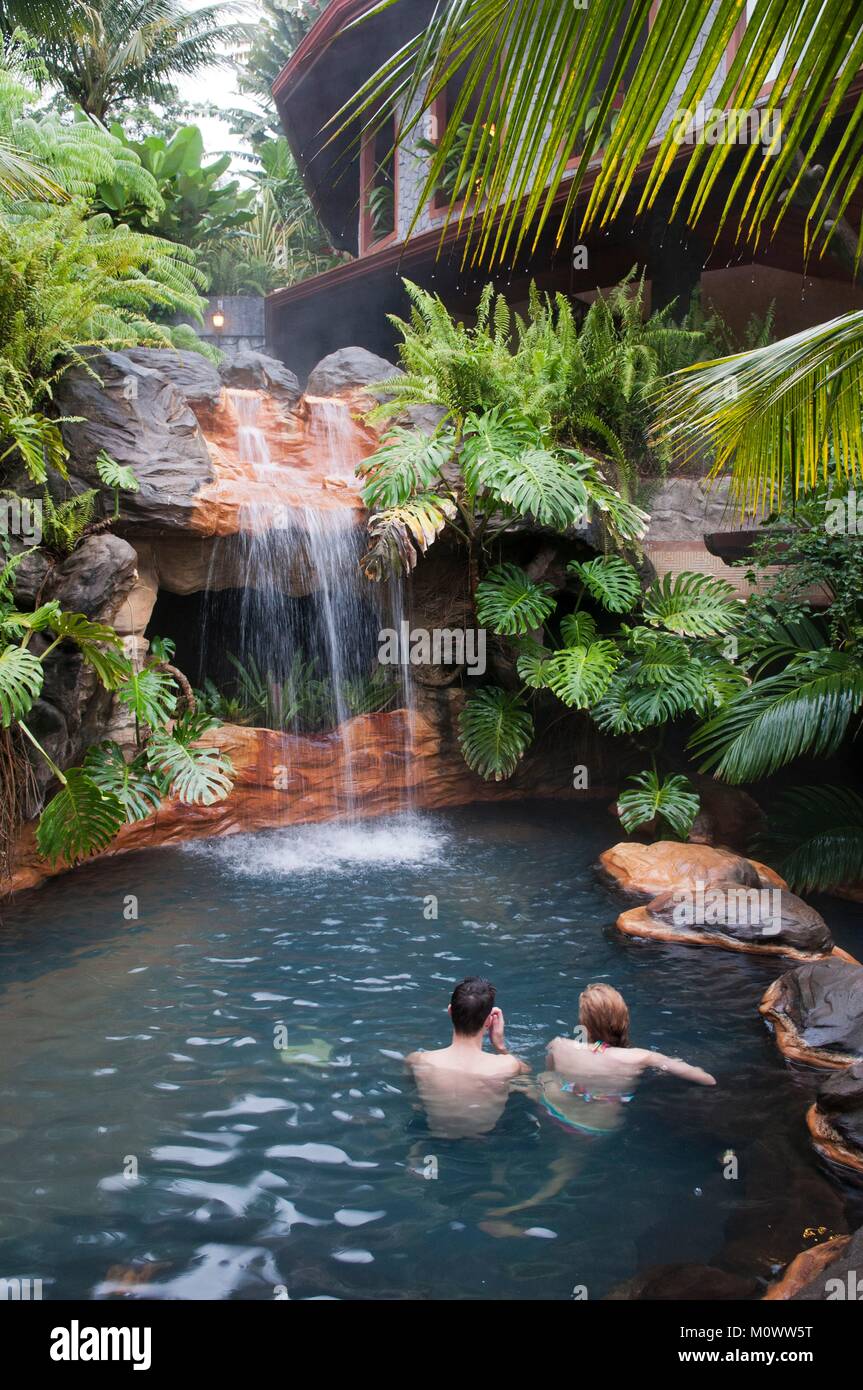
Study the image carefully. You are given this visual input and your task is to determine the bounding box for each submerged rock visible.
[598,840,785,900]
[617,879,834,959]
[761,957,863,1068]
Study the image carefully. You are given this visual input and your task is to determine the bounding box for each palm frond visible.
[758,784,863,893]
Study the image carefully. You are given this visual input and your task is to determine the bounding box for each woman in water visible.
[481,984,715,1229]
[537,982,715,1136]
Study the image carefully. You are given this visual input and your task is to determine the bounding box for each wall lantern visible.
[211,299,225,331]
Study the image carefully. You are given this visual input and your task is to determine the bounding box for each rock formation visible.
[806,1062,863,1176]
[598,840,786,899]
[760,958,863,1068]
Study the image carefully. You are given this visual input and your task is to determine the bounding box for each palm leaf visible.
[35,767,126,865]
[656,311,863,513]
[690,653,863,782]
[337,2,863,276]
[458,686,534,780]
[642,572,742,637]
[95,450,140,494]
[0,645,44,725]
[83,741,163,822]
[618,769,700,839]
[569,555,641,613]
[758,784,863,893]
[475,563,556,636]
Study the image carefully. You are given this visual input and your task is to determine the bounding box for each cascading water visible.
[199,388,415,818]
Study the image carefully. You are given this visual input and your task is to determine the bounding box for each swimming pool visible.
[0,802,858,1300]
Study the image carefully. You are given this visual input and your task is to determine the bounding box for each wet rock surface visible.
[306,345,401,398]
[598,840,785,899]
[218,349,300,404]
[640,880,833,954]
[765,958,863,1062]
[814,1061,863,1152]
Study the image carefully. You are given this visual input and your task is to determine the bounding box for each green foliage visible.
[35,766,125,865]
[83,741,162,822]
[569,556,640,614]
[0,641,42,723]
[458,687,534,781]
[41,610,128,688]
[475,563,556,637]
[358,427,454,509]
[97,124,255,250]
[117,666,178,728]
[96,450,139,518]
[758,785,863,894]
[543,638,620,709]
[146,726,234,805]
[618,770,701,840]
[38,488,98,556]
[690,651,863,784]
[642,573,742,638]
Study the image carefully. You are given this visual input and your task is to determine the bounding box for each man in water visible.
[406,977,530,1138]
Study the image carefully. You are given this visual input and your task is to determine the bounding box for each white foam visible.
[184,814,448,880]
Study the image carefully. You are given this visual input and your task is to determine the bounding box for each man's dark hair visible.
[450,977,496,1035]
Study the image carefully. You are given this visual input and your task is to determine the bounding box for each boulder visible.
[119,347,222,408]
[807,1062,863,1174]
[598,840,786,900]
[306,346,401,398]
[616,879,834,960]
[42,533,138,620]
[54,349,215,531]
[219,349,300,405]
[760,958,863,1068]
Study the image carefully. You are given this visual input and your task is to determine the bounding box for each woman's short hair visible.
[578,983,630,1048]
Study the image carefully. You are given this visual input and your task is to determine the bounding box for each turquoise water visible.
[0,802,858,1301]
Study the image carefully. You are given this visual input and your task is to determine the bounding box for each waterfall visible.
[198,389,415,820]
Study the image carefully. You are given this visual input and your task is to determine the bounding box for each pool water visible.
[0,802,859,1301]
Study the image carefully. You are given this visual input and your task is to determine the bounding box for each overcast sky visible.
[175,0,265,166]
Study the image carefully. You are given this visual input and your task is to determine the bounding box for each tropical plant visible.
[33,0,247,122]
[758,785,863,894]
[617,769,701,840]
[96,124,256,249]
[96,450,140,520]
[340,0,863,276]
[459,556,743,781]
[38,487,99,555]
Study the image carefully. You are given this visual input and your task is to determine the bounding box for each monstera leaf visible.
[569,556,641,614]
[46,611,128,689]
[458,687,534,781]
[84,742,163,822]
[35,768,126,865]
[642,573,741,638]
[117,667,178,727]
[618,770,701,840]
[559,611,598,648]
[146,730,233,805]
[475,564,556,636]
[0,645,44,725]
[361,494,456,580]
[542,639,619,708]
[358,427,454,508]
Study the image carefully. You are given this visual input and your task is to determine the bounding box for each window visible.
[360,118,397,253]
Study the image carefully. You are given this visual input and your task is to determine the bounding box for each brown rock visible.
[760,958,863,1069]
[763,1235,853,1299]
[598,840,787,900]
